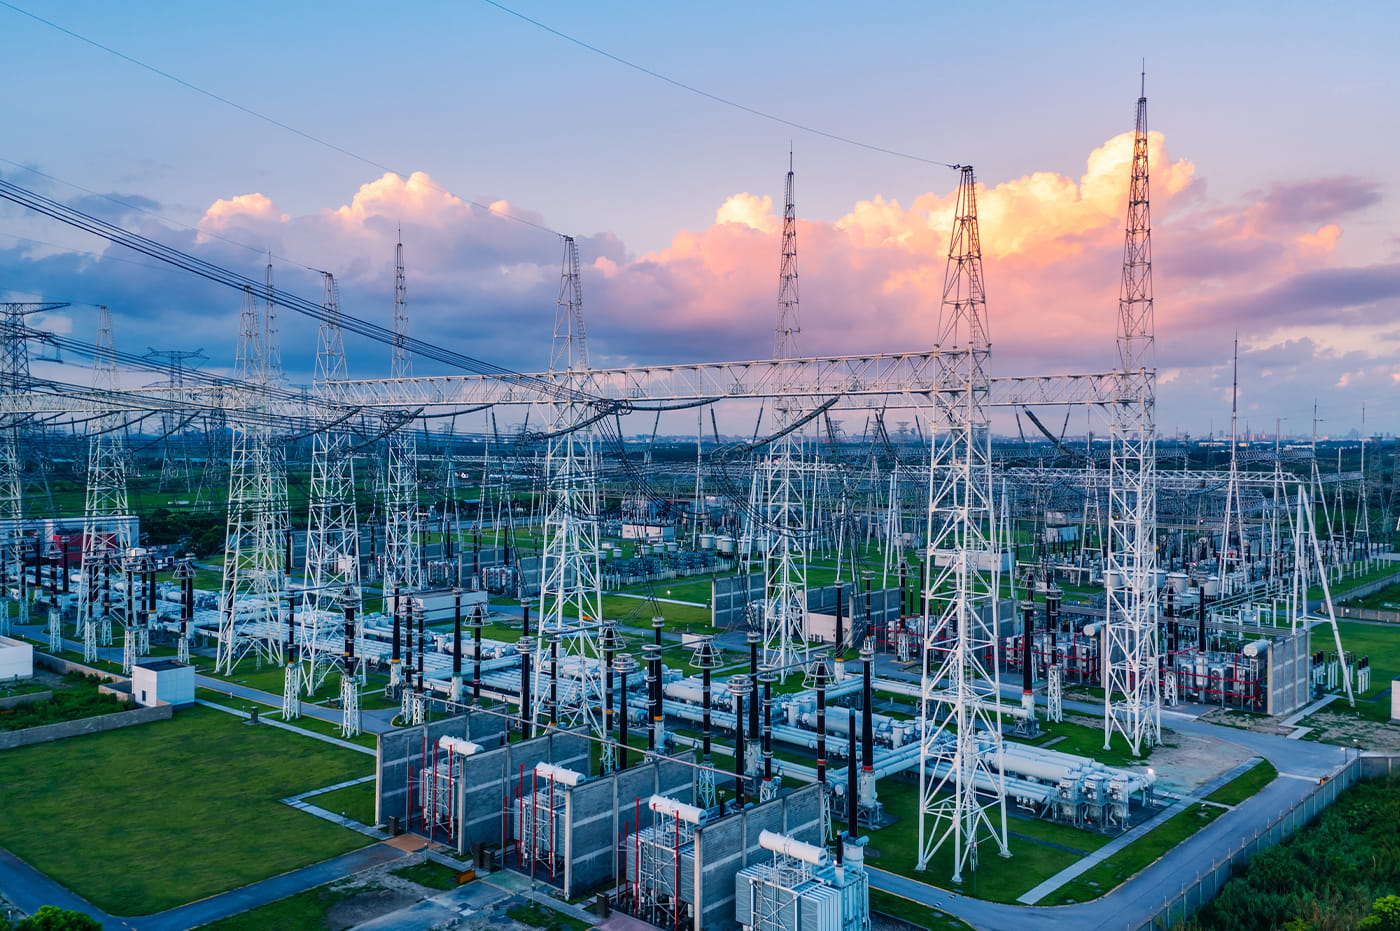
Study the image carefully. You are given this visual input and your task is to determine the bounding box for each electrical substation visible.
[0,84,1394,931]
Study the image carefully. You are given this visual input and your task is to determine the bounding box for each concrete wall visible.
[0,690,51,710]
[0,636,33,679]
[32,653,125,683]
[0,703,171,750]
[456,729,591,857]
[564,752,696,898]
[691,784,824,931]
[375,707,510,831]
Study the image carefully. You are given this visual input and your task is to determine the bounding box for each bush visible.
[14,906,102,931]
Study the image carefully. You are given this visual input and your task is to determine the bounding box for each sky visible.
[1,0,1397,438]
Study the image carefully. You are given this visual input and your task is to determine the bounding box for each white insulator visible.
[758,829,829,866]
[535,762,585,786]
[1242,640,1270,658]
[438,735,483,756]
[649,794,707,824]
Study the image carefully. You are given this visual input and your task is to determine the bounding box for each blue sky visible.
[1,0,1397,435]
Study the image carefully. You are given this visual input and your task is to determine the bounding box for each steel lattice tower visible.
[300,273,362,698]
[77,307,134,661]
[1103,81,1161,754]
[0,301,66,631]
[916,166,1011,882]
[760,155,810,681]
[145,348,206,492]
[217,274,290,674]
[531,235,605,734]
[383,237,422,649]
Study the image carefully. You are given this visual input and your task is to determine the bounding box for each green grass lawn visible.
[1329,620,1400,699]
[0,706,374,916]
[869,889,973,929]
[1050,802,1225,903]
[1203,759,1278,806]
[1021,718,1151,768]
[194,687,379,750]
[850,778,1106,901]
[195,880,365,931]
[0,674,127,731]
[388,859,462,890]
[306,781,378,826]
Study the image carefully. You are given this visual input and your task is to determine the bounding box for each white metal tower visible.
[1103,80,1162,754]
[77,307,133,662]
[760,155,810,681]
[217,277,290,674]
[300,273,362,699]
[531,235,605,734]
[383,237,422,631]
[916,166,1011,882]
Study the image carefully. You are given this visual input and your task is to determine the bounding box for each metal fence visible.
[1133,754,1400,930]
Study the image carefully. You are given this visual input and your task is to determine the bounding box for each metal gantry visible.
[300,273,363,699]
[77,307,133,662]
[217,276,290,674]
[916,166,1012,882]
[531,236,605,735]
[760,155,811,680]
[1103,83,1161,754]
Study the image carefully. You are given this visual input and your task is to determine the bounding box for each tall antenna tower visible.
[761,153,810,680]
[300,272,362,703]
[916,166,1011,882]
[532,235,605,738]
[77,307,134,662]
[144,348,207,492]
[383,235,422,648]
[0,301,68,631]
[1103,76,1161,754]
[217,272,290,674]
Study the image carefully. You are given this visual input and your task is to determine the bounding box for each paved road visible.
[868,710,1349,930]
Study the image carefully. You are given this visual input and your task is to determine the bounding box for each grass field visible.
[1050,802,1225,903]
[1203,758,1278,806]
[846,778,1112,902]
[306,781,378,827]
[1330,620,1400,699]
[195,880,364,931]
[0,706,374,915]
[869,889,973,929]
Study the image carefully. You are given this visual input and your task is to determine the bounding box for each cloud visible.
[0,130,1392,435]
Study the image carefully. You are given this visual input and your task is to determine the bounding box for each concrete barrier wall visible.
[375,707,509,831]
[33,654,126,683]
[0,702,171,750]
[691,784,824,931]
[457,729,591,856]
[0,690,52,710]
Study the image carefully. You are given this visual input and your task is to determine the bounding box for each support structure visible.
[76,307,133,660]
[760,154,811,681]
[916,166,1012,882]
[383,237,422,602]
[217,274,290,674]
[300,273,362,698]
[531,236,605,734]
[1103,80,1161,754]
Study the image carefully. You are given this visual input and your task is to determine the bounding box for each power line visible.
[478,0,961,170]
[0,0,566,240]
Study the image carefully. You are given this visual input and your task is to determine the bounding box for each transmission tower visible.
[1103,78,1161,754]
[0,301,68,631]
[217,270,290,674]
[383,236,422,684]
[299,272,362,704]
[77,307,134,662]
[760,154,811,681]
[531,235,605,736]
[144,347,207,492]
[916,166,1011,883]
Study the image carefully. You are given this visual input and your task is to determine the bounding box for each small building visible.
[1392,679,1400,724]
[131,659,195,708]
[0,635,34,680]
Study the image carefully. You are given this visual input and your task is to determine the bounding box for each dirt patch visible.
[1143,728,1254,795]
[1197,707,1295,737]
[325,885,419,929]
[1298,712,1400,752]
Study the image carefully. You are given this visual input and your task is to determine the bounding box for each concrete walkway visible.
[194,697,376,755]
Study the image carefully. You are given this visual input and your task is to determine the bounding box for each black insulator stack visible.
[452,592,463,679]
[861,650,874,774]
[391,587,402,663]
[1022,604,1035,694]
